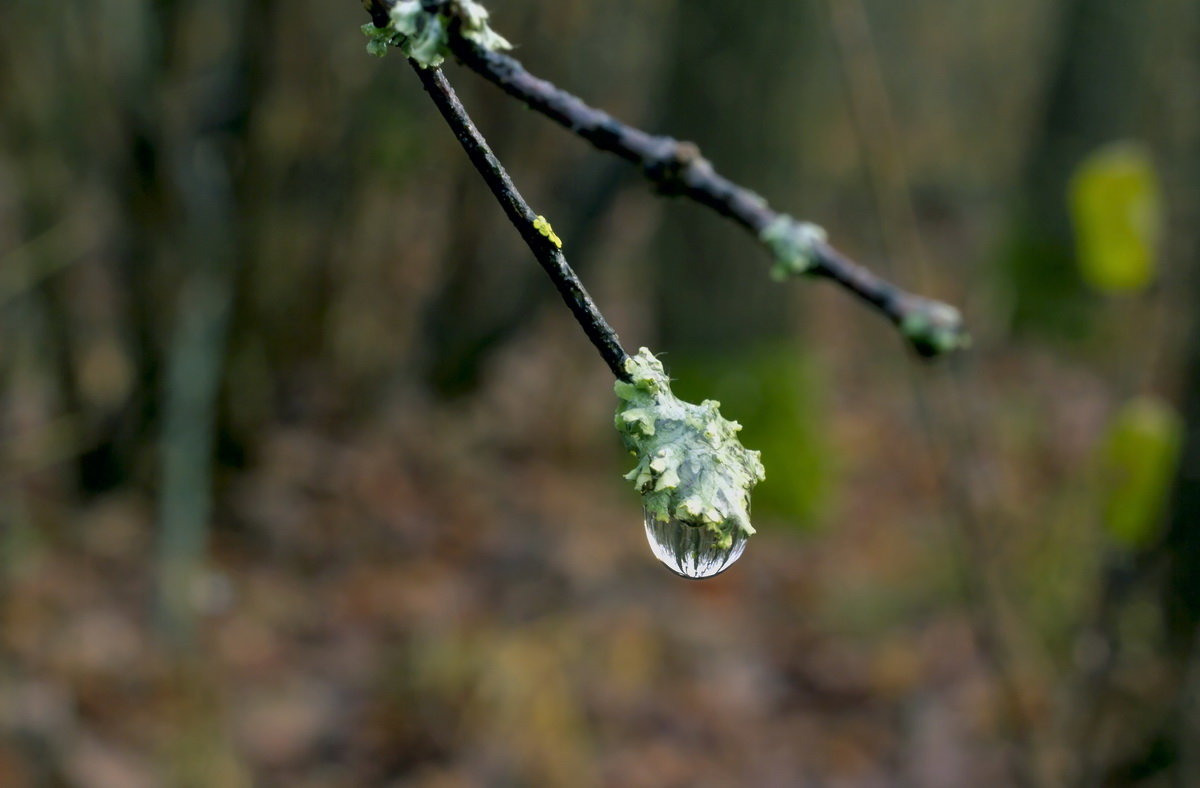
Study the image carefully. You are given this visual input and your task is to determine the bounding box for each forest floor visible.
[0,335,1111,787]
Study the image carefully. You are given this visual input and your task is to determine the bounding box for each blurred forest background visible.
[2,0,1200,785]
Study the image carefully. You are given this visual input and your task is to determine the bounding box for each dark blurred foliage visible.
[2,0,1200,785]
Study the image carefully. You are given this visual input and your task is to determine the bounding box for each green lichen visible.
[452,0,512,52]
[899,299,970,358]
[761,215,827,280]
[368,0,512,67]
[615,348,765,549]
[533,215,562,249]
[362,23,405,58]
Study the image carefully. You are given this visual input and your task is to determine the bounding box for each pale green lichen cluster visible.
[363,0,512,66]
[363,23,406,58]
[761,215,828,280]
[615,348,765,549]
[900,299,971,357]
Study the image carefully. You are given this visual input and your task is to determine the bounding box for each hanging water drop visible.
[643,508,748,579]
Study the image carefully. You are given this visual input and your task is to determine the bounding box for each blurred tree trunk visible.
[1165,307,1200,653]
[1000,0,1152,337]
[0,0,167,497]
[1147,298,1200,784]
[1161,2,1200,662]
[103,0,186,495]
[154,0,246,640]
[1167,17,1200,782]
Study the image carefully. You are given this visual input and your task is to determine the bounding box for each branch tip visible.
[899,298,970,358]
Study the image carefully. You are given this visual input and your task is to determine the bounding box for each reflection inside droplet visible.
[643,508,748,579]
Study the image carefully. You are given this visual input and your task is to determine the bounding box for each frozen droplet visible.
[643,508,747,579]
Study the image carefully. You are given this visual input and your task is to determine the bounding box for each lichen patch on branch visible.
[615,348,765,549]
[900,299,971,357]
[761,215,828,280]
[365,0,511,67]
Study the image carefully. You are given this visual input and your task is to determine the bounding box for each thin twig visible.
[446,39,957,351]
[411,63,631,380]
[364,0,965,357]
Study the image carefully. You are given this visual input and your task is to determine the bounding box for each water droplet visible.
[643,508,747,579]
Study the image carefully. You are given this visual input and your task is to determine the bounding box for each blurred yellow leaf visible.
[1069,142,1163,293]
[1100,396,1182,549]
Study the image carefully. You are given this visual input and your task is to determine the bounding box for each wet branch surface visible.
[412,63,631,380]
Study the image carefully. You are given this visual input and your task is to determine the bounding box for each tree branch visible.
[443,37,966,356]
[411,63,631,380]
[364,0,967,357]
